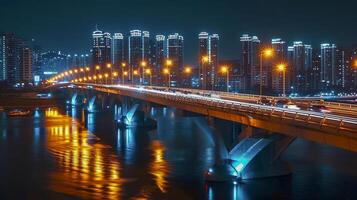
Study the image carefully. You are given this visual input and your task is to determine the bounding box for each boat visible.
[7,109,31,117]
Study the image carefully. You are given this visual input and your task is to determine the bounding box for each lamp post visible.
[95,65,100,84]
[163,68,170,89]
[184,66,192,88]
[145,68,152,86]
[259,49,273,96]
[121,62,126,84]
[141,61,147,85]
[104,73,109,85]
[112,71,118,84]
[165,59,172,88]
[133,70,139,85]
[122,71,128,84]
[201,56,209,90]
[221,66,229,92]
[107,63,112,84]
[277,64,287,97]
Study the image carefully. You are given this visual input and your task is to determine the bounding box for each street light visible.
[184,66,192,88]
[104,73,109,85]
[201,56,209,90]
[163,68,170,89]
[259,48,274,96]
[221,66,229,92]
[277,63,287,97]
[121,62,126,84]
[141,61,147,85]
[145,68,152,86]
[112,71,118,84]
[122,71,128,84]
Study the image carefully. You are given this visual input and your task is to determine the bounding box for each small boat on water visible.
[7,109,31,117]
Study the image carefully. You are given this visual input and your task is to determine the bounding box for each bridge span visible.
[51,83,357,153]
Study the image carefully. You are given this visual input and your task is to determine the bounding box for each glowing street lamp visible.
[166,59,172,67]
[104,73,109,84]
[184,66,192,88]
[145,68,152,86]
[277,63,287,97]
[141,61,147,85]
[259,48,274,96]
[122,71,128,84]
[163,68,171,89]
[221,66,229,92]
[201,56,209,90]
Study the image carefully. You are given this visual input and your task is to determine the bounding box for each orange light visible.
[145,69,151,74]
[133,70,139,75]
[104,73,109,78]
[263,48,273,57]
[141,61,147,67]
[69,70,73,74]
[163,68,170,74]
[277,63,286,71]
[107,63,112,68]
[202,56,209,63]
[85,67,90,71]
[112,72,118,77]
[221,66,228,73]
[123,71,128,76]
[88,76,92,80]
[80,68,84,72]
[184,66,192,74]
[95,65,100,70]
[93,75,97,80]
[121,62,126,67]
[98,74,103,79]
[166,59,172,66]
[74,69,78,73]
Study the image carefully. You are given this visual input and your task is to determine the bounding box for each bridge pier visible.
[117,96,156,128]
[204,118,295,182]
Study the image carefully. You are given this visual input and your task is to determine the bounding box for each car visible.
[308,105,331,113]
[258,97,273,105]
[275,99,300,110]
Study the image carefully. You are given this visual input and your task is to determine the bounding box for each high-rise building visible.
[240,34,260,92]
[112,33,125,66]
[287,41,313,94]
[92,28,112,66]
[271,38,287,95]
[320,43,337,91]
[154,35,166,85]
[167,33,184,87]
[0,33,32,84]
[336,48,347,90]
[198,32,219,90]
[128,30,151,84]
[22,47,32,83]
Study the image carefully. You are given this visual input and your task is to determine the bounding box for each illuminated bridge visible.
[48,82,357,181]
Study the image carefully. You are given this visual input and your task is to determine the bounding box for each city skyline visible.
[1,0,357,63]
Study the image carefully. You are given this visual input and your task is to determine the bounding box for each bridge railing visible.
[139,87,357,135]
[72,83,357,135]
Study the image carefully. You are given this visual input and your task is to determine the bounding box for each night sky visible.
[1,0,356,64]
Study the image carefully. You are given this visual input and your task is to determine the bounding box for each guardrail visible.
[87,84,357,135]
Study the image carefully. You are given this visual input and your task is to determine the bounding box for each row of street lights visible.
[48,54,288,95]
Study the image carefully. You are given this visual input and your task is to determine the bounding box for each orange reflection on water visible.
[149,140,169,193]
[44,108,122,199]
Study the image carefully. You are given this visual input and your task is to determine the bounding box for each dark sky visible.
[1,0,356,64]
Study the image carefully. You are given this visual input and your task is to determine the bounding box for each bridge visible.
[48,82,357,181]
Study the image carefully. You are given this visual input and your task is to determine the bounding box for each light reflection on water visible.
[44,108,123,199]
[1,106,357,199]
